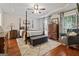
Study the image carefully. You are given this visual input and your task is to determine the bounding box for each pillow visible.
[68,32,77,36]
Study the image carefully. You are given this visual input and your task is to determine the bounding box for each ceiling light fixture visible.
[32,4,41,14]
[27,4,46,14]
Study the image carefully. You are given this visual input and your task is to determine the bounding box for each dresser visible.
[0,26,6,55]
[48,23,59,40]
[0,37,5,53]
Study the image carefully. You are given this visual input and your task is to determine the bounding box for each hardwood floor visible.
[6,38,79,56]
[44,45,79,56]
[7,39,21,56]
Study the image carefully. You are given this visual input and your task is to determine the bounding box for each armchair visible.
[67,29,79,49]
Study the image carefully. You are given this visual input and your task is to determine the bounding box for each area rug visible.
[16,38,61,56]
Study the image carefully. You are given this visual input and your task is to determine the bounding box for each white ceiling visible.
[0,3,77,18]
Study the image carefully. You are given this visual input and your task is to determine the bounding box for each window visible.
[63,14,77,33]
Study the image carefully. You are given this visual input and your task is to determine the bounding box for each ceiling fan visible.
[27,4,46,14]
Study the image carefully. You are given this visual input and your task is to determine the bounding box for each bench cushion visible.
[30,35,48,46]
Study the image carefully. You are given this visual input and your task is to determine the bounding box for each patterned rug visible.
[16,38,61,56]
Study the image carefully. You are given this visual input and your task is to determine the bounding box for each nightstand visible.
[9,30,17,39]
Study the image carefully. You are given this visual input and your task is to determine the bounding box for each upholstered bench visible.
[30,35,48,46]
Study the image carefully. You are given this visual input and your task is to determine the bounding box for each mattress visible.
[27,31,43,36]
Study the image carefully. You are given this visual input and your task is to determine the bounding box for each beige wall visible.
[2,12,44,32]
[2,13,19,32]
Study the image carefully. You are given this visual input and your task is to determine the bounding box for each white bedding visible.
[27,31,43,36]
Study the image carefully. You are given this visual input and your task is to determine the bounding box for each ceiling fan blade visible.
[40,8,46,10]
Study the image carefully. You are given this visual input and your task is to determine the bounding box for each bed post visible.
[25,11,27,44]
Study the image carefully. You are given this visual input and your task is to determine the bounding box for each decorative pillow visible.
[68,32,77,36]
